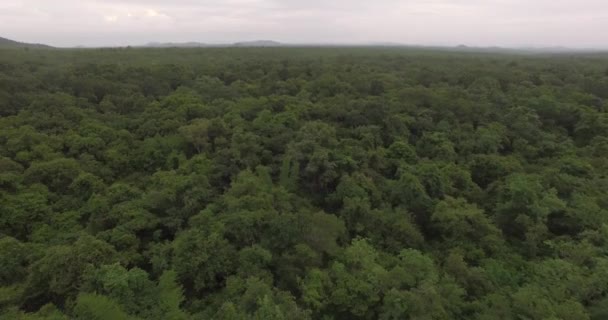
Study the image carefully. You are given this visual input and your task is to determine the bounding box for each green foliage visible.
[23,234,117,308]
[2,47,608,319]
[157,270,189,320]
[172,230,236,292]
[72,293,133,320]
[0,237,29,285]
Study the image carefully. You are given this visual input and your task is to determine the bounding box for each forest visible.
[1,47,608,319]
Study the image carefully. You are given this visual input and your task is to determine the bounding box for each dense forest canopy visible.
[1,47,608,319]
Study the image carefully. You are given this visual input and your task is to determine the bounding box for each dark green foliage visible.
[1,47,608,319]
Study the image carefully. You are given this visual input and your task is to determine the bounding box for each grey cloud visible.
[1,0,607,47]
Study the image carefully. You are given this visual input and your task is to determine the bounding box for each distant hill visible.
[145,42,211,48]
[0,36,52,49]
[143,40,283,48]
[233,40,282,47]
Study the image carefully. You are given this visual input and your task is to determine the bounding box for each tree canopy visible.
[1,47,608,319]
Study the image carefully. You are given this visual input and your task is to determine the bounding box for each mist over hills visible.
[1,36,607,54]
[144,40,283,48]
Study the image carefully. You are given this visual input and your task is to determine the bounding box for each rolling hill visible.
[0,36,52,49]
[143,40,283,48]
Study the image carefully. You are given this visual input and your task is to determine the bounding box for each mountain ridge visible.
[143,40,283,48]
[2,36,607,53]
[0,36,53,49]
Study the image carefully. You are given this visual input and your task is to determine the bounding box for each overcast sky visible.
[1,0,607,47]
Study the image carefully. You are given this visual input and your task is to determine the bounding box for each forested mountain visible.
[1,47,608,319]
[0,37,52,49]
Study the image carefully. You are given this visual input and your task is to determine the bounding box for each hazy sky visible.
[1,0,607,47]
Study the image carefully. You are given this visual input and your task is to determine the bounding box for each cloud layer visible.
[1,0,607,47]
